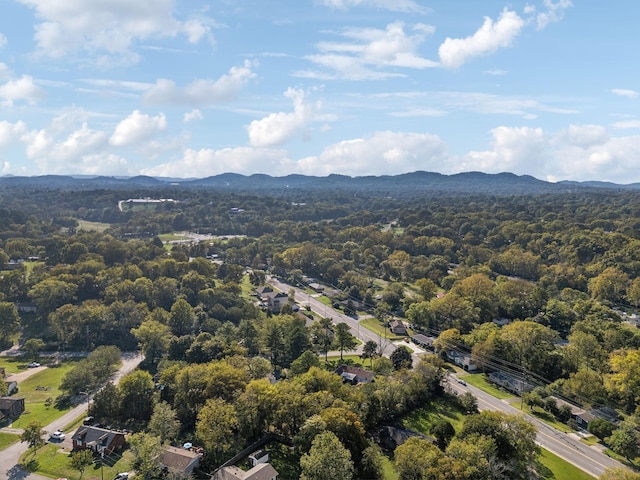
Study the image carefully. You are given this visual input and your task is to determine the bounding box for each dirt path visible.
[5,366,47,383]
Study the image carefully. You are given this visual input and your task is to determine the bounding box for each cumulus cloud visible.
[298,22,437,80]
[183,109,204,124]
[612,120,640,129]
[0,121,28,147]
[439,9,525,68]
[294,131,447,176]
[247,88,329,147]
[0,75,46,106]
[109,110,167,147]
[143,60,256,105]
[611,89,639,99]
[141,147,289,178]
[16,0,213,64]
[457,124,640,183]
[317,0,428,13]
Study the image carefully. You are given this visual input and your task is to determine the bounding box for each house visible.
[574,407,620,431]
[161,445,203,475]
[308,283,325,293]
[334,365,375,384]
[411,334,435,350]
[71,426,126,455]
[264,292,288,313]
[248,449,269,467]
[0,396,25,421]
[390,320,407,335]
[216,463,279,480]
[488,371,534,395]
[446,351,479,372]
[16,303,37,313]
[373,426,433,452]
[255,286,274,300]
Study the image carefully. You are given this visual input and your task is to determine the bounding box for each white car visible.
[27,362,40,368]
[50,430,65,441]
[114,473,130,480]
[457,378,467,386]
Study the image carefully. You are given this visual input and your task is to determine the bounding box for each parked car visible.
[457,378,467,386]
[27,362,40,368]
[114,473,130,480]
[82,416,94,425]
[49,430,65,441]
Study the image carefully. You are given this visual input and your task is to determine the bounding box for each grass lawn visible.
[580,435,601,446]
[158,232,187,241]
[462,373,514,400]
[325,354,366,366]
[360,317,405,341]
[10,361,79,429]
[21,443,134,480]
[402,395,468,434]
[509,401,573,433]
[76,220,111,232]
[537,448,595,480]
[0,432,20,449]
[0,356,31,376]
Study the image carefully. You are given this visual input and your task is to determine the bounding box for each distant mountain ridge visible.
[1,171,639,195]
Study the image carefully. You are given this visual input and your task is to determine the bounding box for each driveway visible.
[0,352,143,480]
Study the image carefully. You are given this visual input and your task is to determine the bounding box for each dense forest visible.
[2,173,640,479]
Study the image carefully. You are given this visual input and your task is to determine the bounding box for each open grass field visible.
[462,373,514,400]
[10,361,79,429]
[76,220,112,232]
[402,395,468,433]
[537,448,595,480]
[0,431,20,450]
[22,443,134,480]
[509,400,573,433]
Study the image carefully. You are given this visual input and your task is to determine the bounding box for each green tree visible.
[334,322,357,361]
[300,431,354,480]
[148,401,180,445]
[588,418,616,441]
[131,319,171,365]
[290,350,321,375]
[169,298,196,336]
[69,449,94,480]
[22,338,45,361]
[361,340,378,367]
[390,346,412,370]
[21,421,44,458]
[89,382,120,420]
[196,398,239,464]
[607,423,639,460]
[0,301,20,345]
[431,419,456,450]
[416,278,438,301]
[606,348,640,413]
[311,317,333,362]
[129,432,163,480]
[394,436,442,480]
[118,370,156,422]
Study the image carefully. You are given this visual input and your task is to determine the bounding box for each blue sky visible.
[0,0,638,182]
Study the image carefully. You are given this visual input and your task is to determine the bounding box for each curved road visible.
[269,276,625,478]
[0,352,143,480]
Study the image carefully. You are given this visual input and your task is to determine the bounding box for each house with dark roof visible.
[161,445,203,475]
[264,292,288,313]
[71,425,126,455]
[411,334,435,350]
[390,319,407,335]
[0,397,25,422]
[334,365,375,384]
[574,407,620,431]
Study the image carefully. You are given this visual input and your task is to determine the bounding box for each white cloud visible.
[611,89,639,99]
[0,63,9,79]
[109,110,167,147]
[457,124,640,183]
[183,109,204,123]
[247,88,329,147]
[299,22,437,80]
[560,124,608,147]
[16,0,213,64]
[143,60,256,105]
[0,121,28,147]
[390,108,447,117]
[0,32,7,48]
[439,9,525,68]
[294,131,447,176]
[317,0,428,13]
[0,75,46,106]
[612,120,640,129]
[141,147,289,178]
[532,0,573,30]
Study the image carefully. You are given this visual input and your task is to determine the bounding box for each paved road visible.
[269,276,626,478]
[0,352,143,480]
